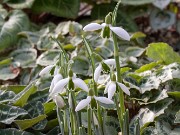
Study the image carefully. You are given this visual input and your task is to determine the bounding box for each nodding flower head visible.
[94,59,116,83]
[75,95,114,112]
[105,80,130,100]
[83,13,130,40]
[39,65,54,76]
[50,73,89,96]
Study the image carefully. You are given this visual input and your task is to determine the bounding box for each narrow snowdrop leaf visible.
[94,96,114,104]
[104,59,116,66]
[73,78,89,92]
[94,64,102,82]
[153,0,171,10]
[75,96,91,111]
[117,82,130,95]
[107,82,116,99]
[39,65,54,76]
[51,78,69,95]
[110,27,130,41]
[83,23,103,31]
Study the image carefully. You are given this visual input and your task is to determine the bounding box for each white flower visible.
[94,59,116,82]
[75,96,114,111]
[49,73,63,93]
[105,81,130,99]
[153,0,170,10]
[39,65,54,76]
[83,23,130,41]
[50,74,88,96]
[52,94,65,109]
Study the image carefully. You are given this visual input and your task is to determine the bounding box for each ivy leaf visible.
[14,115,47,130]
[5,0,35,9]
[0,104,27,124]
[174,110,180,123]
[125,47,145,57]
[72,56,90,76]
[31,0,80,19]
[0,58,20,81]
[146,43,180,64]
[0,90,16,103]
[0,128,33,135]
[0,10,29,51]
[150,8,176,30]
[23,101,47,130]
[10,48,37,68]
[37,50,60,66]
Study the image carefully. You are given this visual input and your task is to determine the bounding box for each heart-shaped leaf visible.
[0,10,29,51]
[0,128,33,135]
[0,104,27,124]
[10,48,37,68]
[150,9,176,30]
[37,50,60,66]
[0,58,20,80]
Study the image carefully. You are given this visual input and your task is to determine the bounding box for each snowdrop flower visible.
[49,73,63,93]
[153,0,171,10]
[94,59,116,82]
[75,89,114,111]
[39,65,54,76]
[83,13,130,40]
[105,80,130,100]
[52,94,65,109]
[50,70,88,96]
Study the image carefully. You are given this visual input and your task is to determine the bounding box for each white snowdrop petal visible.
[104,81,112,94]
[49,80,54,93]
[39,65,54,76]
[94,96,114,104]
[94,64,102,82]
[73,78,89,92]
[51,78,69,95]
[110,27,130,41]
[117,82,130,96]
[101,23,106,27]
[83,23,103,31]
[53,95,65,108]
[107,82,116,99]
[75,96,91,111]
[53,74,63,84]
[153,0,170,10]
[54,66,59,75]
[104,59,116,66]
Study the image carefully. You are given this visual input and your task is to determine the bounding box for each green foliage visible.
[31,0,80,19]
[0,104,27,124]
[0,10,29,51]
[14,115,47,130]
[146,43,180,64]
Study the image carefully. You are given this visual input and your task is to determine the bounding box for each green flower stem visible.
[112,32,125,129]
[114,94,122,130]
[57,107,65,135]
[82,36,103,132]
[64,109,69,135]
[71,91,80,135]
[88,107,92,135]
